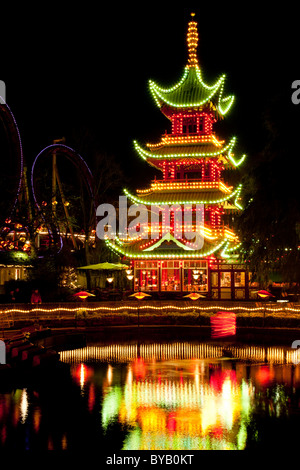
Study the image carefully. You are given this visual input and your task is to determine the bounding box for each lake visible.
[1,330,300,452]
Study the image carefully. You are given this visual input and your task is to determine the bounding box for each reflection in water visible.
[0,341,300,451]
[20,389,29,425]
[59,342,300,364]
[62,342,300,450]
[100,359,252,450]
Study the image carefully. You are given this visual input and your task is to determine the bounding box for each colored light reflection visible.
[256,365,274,386]
[133,357,146,380]
[102,358,251,450]
[73,363,94,394]
[210,311,236,338]
[20,389,28,424]
[0,342,299,451]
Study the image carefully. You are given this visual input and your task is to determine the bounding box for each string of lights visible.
[2,303,300,316]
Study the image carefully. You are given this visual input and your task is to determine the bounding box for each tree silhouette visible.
[237,92,300,287]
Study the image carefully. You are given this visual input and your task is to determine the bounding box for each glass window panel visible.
[211,272,218,287]
[234,272,245,287]
[183,268,208,292]
[211,289,219,299]
[161,267,181,292]
[220,288,231,299]
[134,268,159,291]
[235,289,245,299]
[220,272,231,288]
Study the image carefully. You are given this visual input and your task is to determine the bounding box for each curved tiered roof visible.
[133,136,246,169]
[149,68,234,118]
[124,184,243,209]
[105,234,235,260]
[148,16,234,118]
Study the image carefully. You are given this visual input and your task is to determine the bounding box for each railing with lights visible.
[1,301,300,325]
[136,180,232,194]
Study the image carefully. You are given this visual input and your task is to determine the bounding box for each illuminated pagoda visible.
[106,13,249,299]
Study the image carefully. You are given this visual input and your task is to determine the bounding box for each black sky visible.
[1,3,300,189]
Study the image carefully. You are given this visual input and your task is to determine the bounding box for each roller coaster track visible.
[0,100,24,224]
[0,98,97,253]
[31,143,96,214]
[31,143,97,251]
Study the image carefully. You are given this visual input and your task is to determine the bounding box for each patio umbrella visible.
[184,292,206,300]
[73,291,96,300]
[129,292,152,327]
[129,292,152,300]
[255,290,275,299]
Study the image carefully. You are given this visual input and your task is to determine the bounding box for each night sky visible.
[1,3,300,190]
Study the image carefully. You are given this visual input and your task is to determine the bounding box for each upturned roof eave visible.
[149,66,234,117]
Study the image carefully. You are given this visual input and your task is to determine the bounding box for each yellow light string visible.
[133,136,238,161]
[1,304,300,316]
[105,235,229,258]
[136,181,233,195]
[149,70,235,116]
[187,16,199,68]
[146,134,224,149]
[124,183,243,206]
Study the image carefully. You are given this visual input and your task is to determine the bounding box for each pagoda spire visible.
[187,12,199,68]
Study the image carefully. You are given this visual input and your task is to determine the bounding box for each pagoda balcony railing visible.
[136,179,232,194]
[162,131,217,139]
[147,132,223,149]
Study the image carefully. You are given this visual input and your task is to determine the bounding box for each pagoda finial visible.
[187,12,199,68]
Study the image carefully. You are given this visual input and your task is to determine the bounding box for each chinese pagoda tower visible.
[107,13,249,299]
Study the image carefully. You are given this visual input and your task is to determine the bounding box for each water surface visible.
[1,340,300,451]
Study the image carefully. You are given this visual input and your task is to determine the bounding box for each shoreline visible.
[3,323,300,348]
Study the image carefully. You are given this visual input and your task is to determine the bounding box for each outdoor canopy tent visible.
[78,262,129,270]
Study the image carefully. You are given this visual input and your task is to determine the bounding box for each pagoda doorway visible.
[210,265,249,300]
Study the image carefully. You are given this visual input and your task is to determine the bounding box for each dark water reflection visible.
[1,340,300,451]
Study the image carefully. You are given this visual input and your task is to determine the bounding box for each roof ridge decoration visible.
[187,13,199,68]
[148,14,235,117]
[143,232,195,252]
[105,235,231,259]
